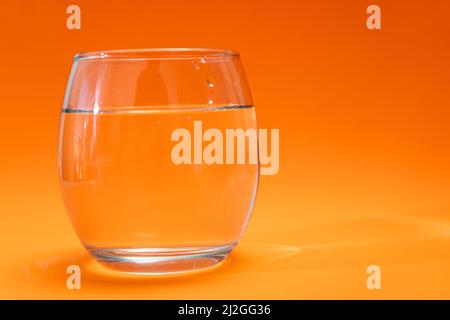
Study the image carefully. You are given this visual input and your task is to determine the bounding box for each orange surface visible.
[1,0,450,299]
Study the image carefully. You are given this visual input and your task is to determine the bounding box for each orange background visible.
[1,0,450,299]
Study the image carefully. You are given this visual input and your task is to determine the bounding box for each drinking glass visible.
[58,48,259,274]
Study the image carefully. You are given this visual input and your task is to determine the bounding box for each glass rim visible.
[75,48,240,61]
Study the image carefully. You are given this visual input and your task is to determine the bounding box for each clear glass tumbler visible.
[58,48,259,274]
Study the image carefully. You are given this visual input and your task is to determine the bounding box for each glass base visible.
[85,244,235,275]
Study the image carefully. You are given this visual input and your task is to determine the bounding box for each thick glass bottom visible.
[85,244,235,275]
